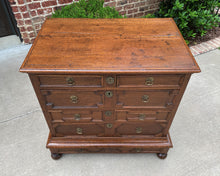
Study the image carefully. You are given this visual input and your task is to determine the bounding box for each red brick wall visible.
[8,0,162,44]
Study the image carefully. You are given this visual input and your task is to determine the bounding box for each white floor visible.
[0,35,21,50]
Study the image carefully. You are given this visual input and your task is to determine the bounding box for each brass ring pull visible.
[142,95,149,103]
[70,95,78,103]
[66,77,75,85]
[74,114,81,120]
[105,91,113,98]
[106,77,114,84]
[136,127,142,134]
[76,127,82,134]
[145,77,154,86]
[138,114,146,120]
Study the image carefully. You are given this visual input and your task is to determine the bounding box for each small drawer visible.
[115,121,167,136]
[117,75,183,88]
[38,75,102,87]
[48,109,103,123]
[53,123,105,137]
[41,90,104,109]
[116,110,170,121]
[116,90,177,108]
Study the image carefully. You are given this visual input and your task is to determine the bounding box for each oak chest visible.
[20,18,200,159]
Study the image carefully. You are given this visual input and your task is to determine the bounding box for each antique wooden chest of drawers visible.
[20,18,200,160]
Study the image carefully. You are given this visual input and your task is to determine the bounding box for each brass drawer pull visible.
[145,77,154,85]
[136,127,142,134]
[66,77,75,85]
[105,111,112,116]
[74,114,81,120]
[76,127,83,134]
[106,123,113,128]
[138,114,146,120]
[105,91,113,98]
[142,95,149,103]
[106,77,114,84]
[70,95,78,103]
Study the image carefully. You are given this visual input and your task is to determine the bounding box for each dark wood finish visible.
[20,18,200,160]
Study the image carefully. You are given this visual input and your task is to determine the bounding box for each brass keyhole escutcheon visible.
[105,91,113,98]
[76,127,83,134]
[74,114,81,121]
[136,127,142,134]
[105,111,112,116]
[145,77,154,86]
[70,95,78,103]
[66,77,75,85]
[138,114,146,121]
[106,123,113,128]
[106,77,114,84]
[142,95,149,103]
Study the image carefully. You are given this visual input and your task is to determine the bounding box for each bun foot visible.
[157,153,167,159]
[51,153,62,160]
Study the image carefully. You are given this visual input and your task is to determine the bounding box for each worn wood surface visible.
[21,19,201,159]
[20,18,200,74]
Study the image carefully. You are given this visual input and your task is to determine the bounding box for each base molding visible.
[46,133,172,158]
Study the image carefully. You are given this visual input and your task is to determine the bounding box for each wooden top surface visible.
[20,18,200,74]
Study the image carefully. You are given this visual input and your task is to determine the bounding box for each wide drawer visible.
[48,109,103,123]
[41,90,104,109]
[116,90,177,108]
[115,121,167,136]
[53,123,105,137]
[117,75,184,88]
[38,75,102,87]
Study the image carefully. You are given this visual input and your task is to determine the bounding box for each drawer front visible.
[115,121,167,136]
[53,123,105,137]
[116,90,176,108]
[116,110,170,122]
[39,75,102,87]
[41,90,103,108]
[48,109,103,123]
[117,75,183,88]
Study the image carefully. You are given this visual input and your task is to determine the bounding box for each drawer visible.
[38,75,102,87]
[115,121,167,136]
[116,90,177,108]
[48,109,103,123]
[41,90,103,108]
[117,75,183,88]
[116,110,170,121]
[53,123,105,137]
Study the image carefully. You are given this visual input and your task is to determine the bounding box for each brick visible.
[139,6,148,11]
[128,8,138,14]
[17,20,24,26]
[22,12,30,18]
[115,7,123,11]
[119,11,126,15]
[28,3,41,10]
[23,38,30,44]
[17,0,24,5]
[105,2,116,7]
[11,6,18,13]
[30,10,37,17]
[21,32,28,38]
[128,0,138,3]
[134,2,145,7]
[37,9,44,15]
[25,19,32,25]
[117,0,127,6]
[134,12,144,17]
[126,14,133,18]
[34,24,41,30]
[29,32,36,38]
[58,0,73,4]
[27,26,34,31]
[44,8,53,14]
[32,17,44,23]
[124,4,134,10]
[19,5,27,12]
[42,1,57,7]
[14,13,22,19]
[30,38,35,43]
[9,0,16,5]
[19,27,26,32]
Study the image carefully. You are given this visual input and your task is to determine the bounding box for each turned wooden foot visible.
[157,153,167,159]
[51,153,62,160]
